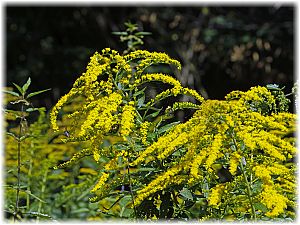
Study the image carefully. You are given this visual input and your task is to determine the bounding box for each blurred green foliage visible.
[6,6,294,111]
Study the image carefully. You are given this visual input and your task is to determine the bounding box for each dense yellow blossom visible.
[253,165,272,184]
[208,184,226,208]
[79,92,123,137]
[139,73,182,88]
[189,150,207,179]
[171,102,201,111]
[229,151,241,175]
[260,185,289,217]
[134,165,183,206]
[91,173,110,193]
[140,121,151,145]
[205,133,224,171]
[120,101,136,139]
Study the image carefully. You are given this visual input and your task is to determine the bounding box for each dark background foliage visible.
[5,5,295,111]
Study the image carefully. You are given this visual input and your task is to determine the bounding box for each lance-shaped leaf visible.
[157,121,180,135]
[22,77,31,93]
[112,31,128,36]
[13,83,24,95]
[25,212,52,219]
[27,88,51,99]
[2,90,19,97]
[22,190,47,203]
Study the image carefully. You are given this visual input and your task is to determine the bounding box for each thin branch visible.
[126,147,137,220]
[231,132,256,221]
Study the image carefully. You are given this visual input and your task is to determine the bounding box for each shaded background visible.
[5,5,295,111]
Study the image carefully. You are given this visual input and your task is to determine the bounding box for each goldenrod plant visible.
[4,79,97,221]
[50,48,296,221]
[4,78,51,221]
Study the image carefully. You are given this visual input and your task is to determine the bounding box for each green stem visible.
[126,146,137,220]
[231,133,256,221]
[239,161,256,220]
[36,168,48,222]
[26,149,33,210]
[14,104,24,221]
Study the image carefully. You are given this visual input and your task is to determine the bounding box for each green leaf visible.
[135,32,152,36]
[10,99,30,105]
[6,132,18,141]
[131,40,143,47]
[3,90,19,96]
[157,121,180,135]
[26,107,43,112]
[135,110,143,125]
[266,84,281,91]
[133,87,146,97]
[26,211,52,219]
[253,202,268,213]
[22,190,46,203]
[112,31,128,36]
[252,180,263,195]
[120,207,133,218]
[119,195,132,208]
[71,208,90,214]
[145,108,162,120]
[77,189,91,201]
[27,88,51,99]
[19,135,30,141]
[137,95,145,107]
[4,184,27,189]
[13,83,24,95]
[180,188,193,200]
[22,77,31,93]
[134,167,157,173]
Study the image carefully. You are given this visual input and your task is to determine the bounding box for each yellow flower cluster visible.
[79,92,123,138]
[50,50,117,132]
[120,101,136,139]
[130,123,189,166]
[53,149,91,169]
[208,184,226,208]
[253,165,272,184]
[189,150,207,180]
[139,73,182,88]
[260,184,289,217]
[139,75,204,107]
[225,86,276,112]
[180,87,205,103]
[140,121,151,145]
[229,151,241,175]
[91,173,110,193]
[171,102,201,111]
[124,50,181,77]
[133,165,183,206]
[205,133,224,172]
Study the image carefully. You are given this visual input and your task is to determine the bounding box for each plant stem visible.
[26,152,33,210]
[239,161,256,220]
[36,168,48,222]
[231,133,256,221]
[126,147,137,220]
[14,104,24,221]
